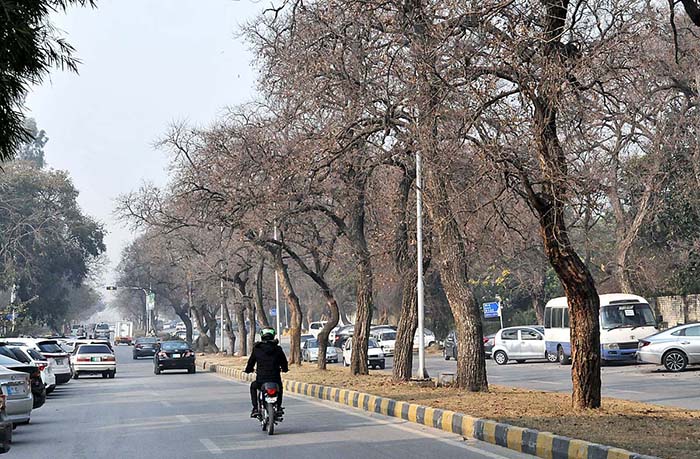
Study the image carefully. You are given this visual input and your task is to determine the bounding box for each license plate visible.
[55,359,64,365]
[267,397,277,403]
[7,386,23,395]
[172,354,180,358]
[91,357,101,362]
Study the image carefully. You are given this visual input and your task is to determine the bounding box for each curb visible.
[197,361,657,459]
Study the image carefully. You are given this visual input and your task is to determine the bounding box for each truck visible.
[114,321,134,345]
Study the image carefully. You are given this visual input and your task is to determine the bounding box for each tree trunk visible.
[223,303,236,355]
[254,259,270,327]
[275,255,303,365]
[532,265,547,325]
[236,304,247,356]
[317,295,340,370]
[204,309,219,352]
[393,272,418,382]
[351,253,373,375]
[247,296,256,353]
[424,171,488,391]
[173,304,193,345]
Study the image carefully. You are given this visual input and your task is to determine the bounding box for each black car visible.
[443,331,496,360]
[154,341,195,374]
[0,347,46,409]
[132,337,159,359]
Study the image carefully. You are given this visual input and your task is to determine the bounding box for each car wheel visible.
[188,366,196,374]
[102,372,108,379]
[546,351,558,363]
[73,372,79,379]
[154,365,160,375]
[558,346,571,365]
[379,362,385,370]
[663,350,688,372]
[444,349,450,361]
[109,371,115,379]
[133,355,137,360]
[343,358,349,367]
[494,351,508,365]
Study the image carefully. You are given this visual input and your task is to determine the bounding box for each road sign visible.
[483,301,500,319]
[270,308,277,317]
[146,292,156,311]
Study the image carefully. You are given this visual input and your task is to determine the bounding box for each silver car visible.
[638,323,700,372]
[302,339,338,363]
[0,365,33,424]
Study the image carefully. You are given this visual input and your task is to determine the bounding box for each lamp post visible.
[416,151,428,379]
[274,224,281,337]
[106,286,154,333]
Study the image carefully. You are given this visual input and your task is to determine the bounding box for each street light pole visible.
[274,224,281,336]
[416,151,427,379]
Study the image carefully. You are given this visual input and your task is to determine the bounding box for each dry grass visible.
[201,355,699,459]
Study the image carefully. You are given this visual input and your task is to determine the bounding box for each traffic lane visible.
[12,346,534,459]
[416,355,700,410]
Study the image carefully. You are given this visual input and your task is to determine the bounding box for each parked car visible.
[342,337,385,369]
[0,363,33,425]
[492,326,550,365]
[0,351,44,411]
[308,321,327,339]
[7,346,56,395]
[133,337,159,359]
[300,334,314,346]
[413,328,437,350]
[0,393,12,453]
[331,325,354,348]
[638,323,700,372]
[443,331,496,360]
[154,341,195,374]
[371,330,396,357]
[302,339,338,363]
[71,344,116,379]
[4,338,72,385]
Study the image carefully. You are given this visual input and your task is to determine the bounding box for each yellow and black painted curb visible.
[198,361,657,459]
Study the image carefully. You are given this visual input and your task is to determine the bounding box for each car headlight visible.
[603,343,619,350]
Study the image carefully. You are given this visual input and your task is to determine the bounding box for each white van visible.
[308,321,327,339]
[544,293,658,364]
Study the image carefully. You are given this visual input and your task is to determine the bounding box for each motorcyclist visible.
[244,327,288,418]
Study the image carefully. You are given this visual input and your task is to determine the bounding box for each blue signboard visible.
[270,308,277,317]
[483,301,500,319]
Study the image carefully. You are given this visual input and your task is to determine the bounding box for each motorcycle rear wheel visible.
[267,404,275,435]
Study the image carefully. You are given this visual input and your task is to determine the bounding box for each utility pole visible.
[274,224,281,336]
[416,151,428,379]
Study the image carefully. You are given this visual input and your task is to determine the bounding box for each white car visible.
[371,330,396,357]
[71,344,117,379]
[492,326,549,365]
[301,339,338,363]
[342,337,385,369]
[413,328,437,350]
[0,359,33,424]
[308,321,327,339]
[8,346,56,394]
[637,323,700,372]
[4,338,72,385]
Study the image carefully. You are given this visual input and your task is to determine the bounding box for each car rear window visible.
[161,341,189,351]
[27,349,45,361]
[9,349,30,363]
[136,338,158,344]
[38,342,64,353]
[77,345,112,354]
[0,353,20,365]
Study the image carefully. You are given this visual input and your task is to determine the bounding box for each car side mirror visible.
[538,335,543,340]
[657,315,663,324]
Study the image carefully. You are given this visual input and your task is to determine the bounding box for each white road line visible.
[199,438,222,455]
[176,415,191,424]
[160,401,173,408]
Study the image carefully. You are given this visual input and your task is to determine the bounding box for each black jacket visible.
[245,340,289,382]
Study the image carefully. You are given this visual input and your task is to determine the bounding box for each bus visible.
[544,293,659,364]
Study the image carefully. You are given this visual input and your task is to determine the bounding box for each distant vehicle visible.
[114,321,134,345]
[637,323,700,372]
[7,346,56,395]
[154,341,195,374]
[308,321,327,339]
[342,337,385,369]
[300,334,314,345]
[302,339,338,363]
[545,294,659,365]
[71,344,116,379]
[443,331,497,360]
[0,350,45,410]
[371,330,396,357]
[331,325,354,348]
[70,324,86,337]
[413,328,437,350]
[0,363,33,425]
[93,323,111,340]
[492,326,549,365]
[3,338,72,385]
[133,337,159,359]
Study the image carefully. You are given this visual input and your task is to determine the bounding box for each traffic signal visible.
[106,286,118,291]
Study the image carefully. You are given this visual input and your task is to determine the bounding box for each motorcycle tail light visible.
[266,388,278,396]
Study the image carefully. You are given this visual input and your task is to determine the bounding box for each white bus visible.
[544,293,659,364]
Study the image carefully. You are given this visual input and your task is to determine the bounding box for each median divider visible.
[198,361,657,459]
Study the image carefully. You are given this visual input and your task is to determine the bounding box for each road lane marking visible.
[200,438,222,455]
[177,415,191,424]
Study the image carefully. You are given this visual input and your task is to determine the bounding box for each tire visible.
[379,362,385,370]
[494,351,508,365]
[516,360,526,364]
[444,349,450,361]
[46,386,54,395]
[109,371,115,379]
[132,355,137,360]
[558,346,571,365]
[73,372,79,379]
[188,366,196,374]
[663,350,688,372]
[343,358,349,367]
[154,365,160,375]
[546,351,558,363]
[102,372,108,379]
[267,404,275,436]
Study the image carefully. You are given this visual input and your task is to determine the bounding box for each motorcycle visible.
[256,382,282,435]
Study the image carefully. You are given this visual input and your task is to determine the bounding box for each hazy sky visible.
[27,0,264,285]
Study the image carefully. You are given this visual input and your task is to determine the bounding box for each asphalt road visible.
[10,346,534,459]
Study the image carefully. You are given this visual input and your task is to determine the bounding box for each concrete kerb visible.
[197,361,657,459]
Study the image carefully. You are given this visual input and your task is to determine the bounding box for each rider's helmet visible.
[260,327,276,341]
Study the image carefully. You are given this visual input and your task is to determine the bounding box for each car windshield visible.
[78,345,112,354]
[136,337,158,344]
[38,342,64,353]
[161,341,189,351]
[96,324,110,330]
[368,339,379,348]
[600,303,656,330]
[306,339,319,349]
[381,332,396,340]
